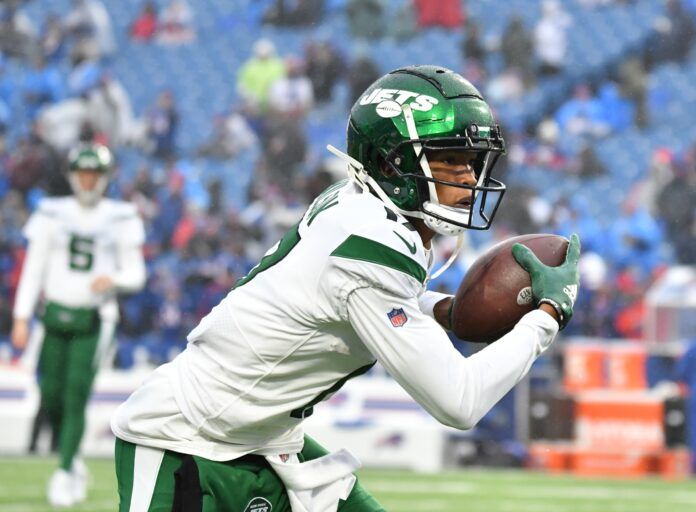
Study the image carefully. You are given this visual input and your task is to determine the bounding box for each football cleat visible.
[47,468,76,508]
[71,457,89,503]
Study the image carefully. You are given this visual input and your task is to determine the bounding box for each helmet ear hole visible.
[378,157,395,177]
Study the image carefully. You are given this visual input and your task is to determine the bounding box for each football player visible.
[11,142,146,507]
[112,66,580,512]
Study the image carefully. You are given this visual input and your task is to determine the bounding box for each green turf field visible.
[0,457,694,512]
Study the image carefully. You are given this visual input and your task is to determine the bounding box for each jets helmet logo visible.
[360,88,439,118]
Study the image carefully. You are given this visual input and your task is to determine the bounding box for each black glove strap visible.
[539,298,566,330]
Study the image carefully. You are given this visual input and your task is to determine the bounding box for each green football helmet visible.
[67,142,113,206]
[329,65,506,235]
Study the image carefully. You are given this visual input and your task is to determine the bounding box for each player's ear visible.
[378,156,395,177]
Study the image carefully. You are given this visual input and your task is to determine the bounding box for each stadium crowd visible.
[0,0,695,368]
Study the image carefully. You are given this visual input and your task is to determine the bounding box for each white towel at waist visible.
[266,449,361,512]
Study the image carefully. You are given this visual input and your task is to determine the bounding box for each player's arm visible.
[418,291,453,330]
[346,287,558,430]
[93,214,146,294]
[12,233,51,349]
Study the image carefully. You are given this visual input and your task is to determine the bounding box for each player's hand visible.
[11,319,30,350]
[433,296,454,330]
[512,233,581,330]
[91,276,114,294]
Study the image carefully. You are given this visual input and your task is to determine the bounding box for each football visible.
[451,234,569,343]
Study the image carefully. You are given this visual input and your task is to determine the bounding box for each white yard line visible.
[367,480,696,504]
[0,501,116,512]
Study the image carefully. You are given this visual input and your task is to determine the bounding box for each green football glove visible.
[512,233,581,330]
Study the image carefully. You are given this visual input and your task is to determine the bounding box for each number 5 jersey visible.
[13,196,146,322]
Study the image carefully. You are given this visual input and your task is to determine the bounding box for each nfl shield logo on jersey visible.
[387,307,408,327]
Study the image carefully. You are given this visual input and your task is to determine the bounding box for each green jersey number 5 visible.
[69,235,95,271]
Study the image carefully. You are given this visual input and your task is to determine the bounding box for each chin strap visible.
[428,234,464,282]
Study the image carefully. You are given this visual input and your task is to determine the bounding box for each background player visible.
[11,142,146,507]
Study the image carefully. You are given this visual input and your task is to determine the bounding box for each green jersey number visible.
[69,235,95,271]
[233,223,301,289]
[233,181,346,289]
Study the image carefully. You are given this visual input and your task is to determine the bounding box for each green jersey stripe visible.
[331,235,426,283]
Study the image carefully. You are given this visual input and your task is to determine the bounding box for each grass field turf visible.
[0,457,694,512]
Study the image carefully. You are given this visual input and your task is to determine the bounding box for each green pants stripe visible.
[115,436,385,511]
[38,304,101,470]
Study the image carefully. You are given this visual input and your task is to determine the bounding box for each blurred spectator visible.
[551,199,605,254]
[67,54,102,96]
[634,148,676,216]
[0,3,38,60]
[21,54,64,119]
[40,13,67,62]
[494,186,539,235]
[596,82,634,132]
[157,0,195,45]
[500,15,534,87]
[268,56,314,119]
[262,0,324,27]
[647,0,696,67]
[656,159,696,264]
[196,109,258,160]
[63,0,116,60]
[130,1,158,42]
[609,196,665,279]
[346,0,385,40]
[85,71,144,148]
[414,0,464,29]
[0,55,14,132]
[154,286,186,362]
[152,158,185,249]
[236,39,286,117]
[530,118,567,169]
[612,267,651,339]
[486,68,525,103]
[389,0,418,41]
[346,52,380,107]
[262,116,307,188]
[145,90,179,158]
[534,0,570,76]
[568,143,607,178]
[39,70,142,150]
[617,56,648,128]
[555,84,610,138]
[460,22,486,67]
[304,40,344,103]
[6,121,63,199]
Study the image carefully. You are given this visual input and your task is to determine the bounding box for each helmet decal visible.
[360,88,440,117]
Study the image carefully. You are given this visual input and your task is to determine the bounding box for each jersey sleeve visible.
[417,290,452,321]
[322,222,429,321]
[14,209,55,319]
[112,203,146,247]
[345,285,558,430]
[23,202,56,241]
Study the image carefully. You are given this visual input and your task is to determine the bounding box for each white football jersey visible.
[112,180,558,460]
[14,196,145,318]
